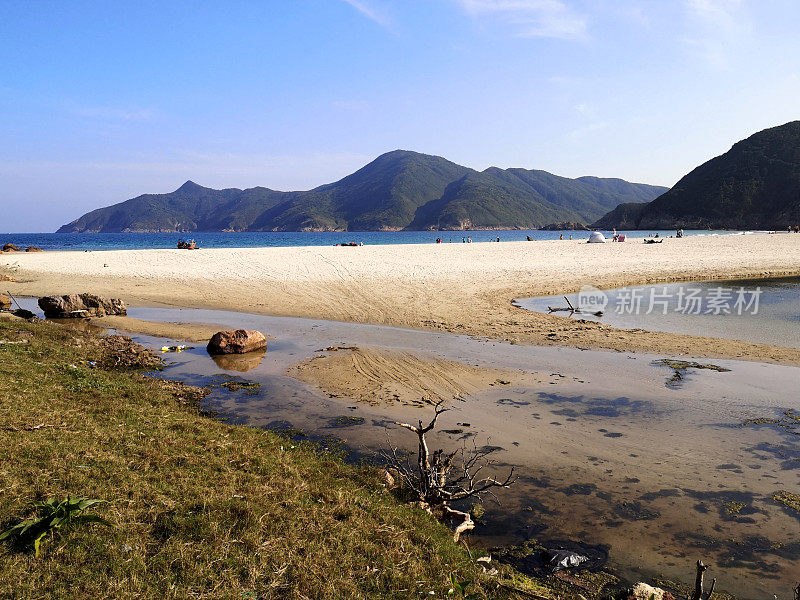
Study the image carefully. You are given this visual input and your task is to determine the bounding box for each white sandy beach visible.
[3,233,800,363]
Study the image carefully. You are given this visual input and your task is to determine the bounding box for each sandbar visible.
[288,345,546,406]
[3,233,799,364]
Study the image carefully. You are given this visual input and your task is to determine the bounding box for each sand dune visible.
[3,233,800,363]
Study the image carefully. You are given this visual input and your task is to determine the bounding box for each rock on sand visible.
[206,329,267,355]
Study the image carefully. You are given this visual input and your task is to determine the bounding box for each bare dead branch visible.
[691,560,713,600]
[443,505,474,542]
[385,402,516,540]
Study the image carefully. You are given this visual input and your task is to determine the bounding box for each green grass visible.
[0,317,533,600]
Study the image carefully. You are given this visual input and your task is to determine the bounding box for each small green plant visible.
[0,496,111,556]
[448,572,481,599]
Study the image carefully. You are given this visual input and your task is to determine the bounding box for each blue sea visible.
[0,229,762,251]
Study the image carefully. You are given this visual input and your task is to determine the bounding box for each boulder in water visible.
[38,294,127,318]
[2,243,19,252]
[25,246,44,252]
[207,330,267,355]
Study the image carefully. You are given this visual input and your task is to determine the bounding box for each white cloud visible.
[685,0,743,32]
[568,102,608,140]
[567,120,610,140]
[682,0,749,68]
[455,0,588,40]
[340,0,391,28]
[574,102,594,117]
[614,2,651,28]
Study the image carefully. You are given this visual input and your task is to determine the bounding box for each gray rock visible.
[38,294,126,318]
[628,583,674,600]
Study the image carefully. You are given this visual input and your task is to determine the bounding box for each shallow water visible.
[15,299,800,598]
[2,229,757,251]
[514,277,800,348]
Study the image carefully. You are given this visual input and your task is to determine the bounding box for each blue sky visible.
[1,0,799,232]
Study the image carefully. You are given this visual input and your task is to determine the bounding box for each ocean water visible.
[0,229,759,251]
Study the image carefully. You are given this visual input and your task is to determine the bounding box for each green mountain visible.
[58,150,667,233]
[593,121,800,230]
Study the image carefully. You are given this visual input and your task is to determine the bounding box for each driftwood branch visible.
[443,505,474,542]
[385,400,516,541]
[5,290,22,310]
[793,582,799,600]
[546,294,603,316]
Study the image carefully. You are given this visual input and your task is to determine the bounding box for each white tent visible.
[587,231,606,243]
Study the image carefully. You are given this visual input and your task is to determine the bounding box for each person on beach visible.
[560,234,563,240]
[467,236,472,243]
[462,237,466,243]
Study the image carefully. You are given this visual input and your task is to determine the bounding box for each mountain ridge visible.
[58,150,668,233]
[593,121,800,230]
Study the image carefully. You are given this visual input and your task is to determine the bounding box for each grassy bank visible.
[0,316,538,599]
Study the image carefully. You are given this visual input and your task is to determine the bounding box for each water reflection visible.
[211,349,267,372]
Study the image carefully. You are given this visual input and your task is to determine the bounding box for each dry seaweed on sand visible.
[95,334,163,369]
[740,410,800,436]
[653,359,731,388]
[207,374,261,393]
[773,491,800,512]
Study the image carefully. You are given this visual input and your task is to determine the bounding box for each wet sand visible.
[90,315,235,342]
[4,233,800,364]
[288,345,547,406]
